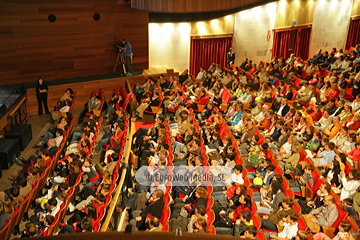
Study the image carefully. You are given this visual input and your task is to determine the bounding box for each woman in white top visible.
[293,117,307,135]
[256,180,284,215]
[51,99,71,122]
[334,49,344,58]
[340,169,360,200]
[339,133,357,154]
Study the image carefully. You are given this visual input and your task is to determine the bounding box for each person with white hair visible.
[255,104,269,122]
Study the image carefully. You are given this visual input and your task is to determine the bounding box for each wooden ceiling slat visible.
[131,0,267,13]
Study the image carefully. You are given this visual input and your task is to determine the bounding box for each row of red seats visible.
[46,88,132,234]
[0,96,77,239]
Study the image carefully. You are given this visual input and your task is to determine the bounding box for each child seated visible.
[250,164,275,190]
[289,164,315,194]
[246,149,266,168]
[247,159,272,179]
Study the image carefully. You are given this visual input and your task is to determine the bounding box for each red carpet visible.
[135,121,155,131]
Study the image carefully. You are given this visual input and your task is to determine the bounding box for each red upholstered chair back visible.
[253,213,262,230]
[256,230,267,240]
[297,215,309,231]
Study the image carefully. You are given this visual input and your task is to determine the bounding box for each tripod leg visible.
[113,52,121,73]
[120,53,127,74]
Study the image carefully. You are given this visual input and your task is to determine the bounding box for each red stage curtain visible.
[189,36,232,76]
[272,29,292,59]
[345,17,360,50]
[294,26,312,60]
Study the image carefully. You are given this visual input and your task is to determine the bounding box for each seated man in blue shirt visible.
[268,73,277,86]
[313,142,336,168]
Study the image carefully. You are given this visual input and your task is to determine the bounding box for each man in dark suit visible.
[276,98,290,117]
[317,51,329,64]
[329,99,345,116]
[131,189,165,231]
[135,91,161,120]
[268,120,284,142]
[226,48,235,68]
[282,72,296,86]
[47,139,59,157]
[240,58,248,70]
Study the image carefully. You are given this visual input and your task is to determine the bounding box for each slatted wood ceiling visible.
[131,0,264,13]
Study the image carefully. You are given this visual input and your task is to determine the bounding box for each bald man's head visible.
[324,195,334,205]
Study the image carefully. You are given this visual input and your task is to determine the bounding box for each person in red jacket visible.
[230,194,253,221]
[325,84,340,101]
[348,142,360,169]
[215,194,252,229]
[310,105,323,122]
[186,88,208,110]
[344,113,360,131]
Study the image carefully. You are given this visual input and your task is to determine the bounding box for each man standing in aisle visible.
[227,48,235,68]
[120,39,133,76]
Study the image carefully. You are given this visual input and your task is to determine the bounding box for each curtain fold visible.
[190,36,232,76]
[345,18,360,50]
[294,27,312,60]
[272,29,292,59]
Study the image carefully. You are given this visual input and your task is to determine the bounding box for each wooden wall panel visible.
[131,0,264,13]
[0,0,149,86]
[275,0,315,28]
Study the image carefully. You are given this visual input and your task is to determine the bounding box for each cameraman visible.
[117,39,133,76]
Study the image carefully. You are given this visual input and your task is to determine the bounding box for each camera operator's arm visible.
[115,44,124,51]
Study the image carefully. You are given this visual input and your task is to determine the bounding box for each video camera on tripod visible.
[116,45,124,53]
[113,44,126,73]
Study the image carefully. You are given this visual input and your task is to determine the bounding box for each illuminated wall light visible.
[252,6,261,15]
[196,21,207,35]
[210,19,219,26]
[225,15,232,21]
[179,22,190,31]
[210,19,219,33]
[277,0,287,14]
[339,0,351,15]
[197,21,205,28]
[329,0,340,11]
[162,23,174,32]
[266,2,277,13]
[149,23,160,42]
[158,23,173,41]
[225,15,233,25]
[241,10,249,18]
[178,22,191,41]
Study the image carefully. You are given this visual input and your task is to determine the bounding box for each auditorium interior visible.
[1,0,360,239]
